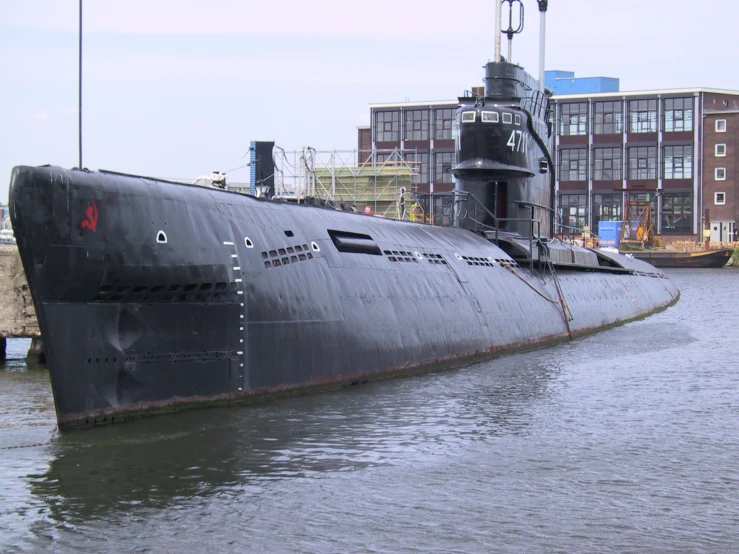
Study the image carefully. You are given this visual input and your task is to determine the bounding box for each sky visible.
[2,0,738,202]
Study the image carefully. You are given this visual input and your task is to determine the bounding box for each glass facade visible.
[593,101,623,134]
[375,111,399,142]
[663,98,693,132]
[434,108,455,140]
[405,152,429,184]
[663,145,693,180]
[661,193,693,234]
[592,148,622,181]
[374,152,392,165]
[629,99,657,133]
[558,194,587,230]
[628,146,657,180]
[434,152,456,184]
[625,193,657,228]
[559,149,587,181]
[560,103,588,135]
[405,110,429,141]
[592,193,623,231]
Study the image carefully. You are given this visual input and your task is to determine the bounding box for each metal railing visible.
[553,220,599,247]
[414,190,548,271]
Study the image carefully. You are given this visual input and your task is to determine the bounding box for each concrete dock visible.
[0,244,42,361]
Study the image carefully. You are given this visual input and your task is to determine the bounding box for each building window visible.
[628,99,657,133]
[663,98,693,132]
[559,149,587,181]
[715,167,726,180]
[715,192,726,205]
[663,145,693,179]
[404,110,428,141]
[624,193,657,237]
[592,193,623,231]
[559,103,588,136]
[375,111,399,142]
[628,146,657,180]
[716,144,726,157]
[374,152,396,167]
[375,152,390,165]
[593,101,623,134]
[434,109,455,140]
[558,194,587,230]
[661,193,693,234]
[405,152,429,184]
[434,152,456,184]
[592,147,622,181]
[715,119,727,132]
[626,192,656,212]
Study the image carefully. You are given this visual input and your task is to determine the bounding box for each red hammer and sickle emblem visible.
[81,200,98,232]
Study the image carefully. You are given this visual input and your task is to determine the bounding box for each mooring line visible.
[500,261,558,304]
[501,260,574,339]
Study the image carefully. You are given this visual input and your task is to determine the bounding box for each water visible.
[1,269,738,553]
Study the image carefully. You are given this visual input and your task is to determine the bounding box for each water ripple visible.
[2,269,739,552]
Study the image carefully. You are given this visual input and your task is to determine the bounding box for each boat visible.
[0,229,16,245]
[8,2,679,430]
[620,248,734,268]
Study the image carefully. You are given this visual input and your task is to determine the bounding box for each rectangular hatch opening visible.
[327,229,382,256]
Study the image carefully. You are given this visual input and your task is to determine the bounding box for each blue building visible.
[545,70,619,95]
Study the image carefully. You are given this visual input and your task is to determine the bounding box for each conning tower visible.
[453,0,553,238]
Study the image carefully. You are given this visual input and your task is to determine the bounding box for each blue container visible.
[598,221,623,247]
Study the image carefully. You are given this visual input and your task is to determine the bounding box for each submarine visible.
[8,1,679,429]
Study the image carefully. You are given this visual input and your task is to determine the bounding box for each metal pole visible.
[78,0,83,168]
[538,1,548,93]
[494,0,502,62]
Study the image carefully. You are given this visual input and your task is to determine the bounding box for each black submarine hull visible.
[10,166,679,429]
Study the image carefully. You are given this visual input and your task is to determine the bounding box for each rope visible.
[500,261,559,304]
[224,162,251,174]
[547,259,574,339]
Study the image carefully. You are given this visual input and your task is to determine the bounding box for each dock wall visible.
[0,245,39,339]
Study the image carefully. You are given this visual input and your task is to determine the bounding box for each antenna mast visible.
[538,1,548,93]
[494,0,502,62]
[78,0,83,169]
[502,0,524,63]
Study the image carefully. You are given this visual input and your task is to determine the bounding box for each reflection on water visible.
[2,269,739,553]
[30,354,556,524]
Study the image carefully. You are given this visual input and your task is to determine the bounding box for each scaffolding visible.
[621,200,655,247]
[273,148,419,220]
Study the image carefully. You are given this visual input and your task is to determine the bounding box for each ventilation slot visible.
[327,230,382,256]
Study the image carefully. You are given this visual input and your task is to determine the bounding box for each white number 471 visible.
[507,130,526,152]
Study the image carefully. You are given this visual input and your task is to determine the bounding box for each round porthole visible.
[415,252,423,260]
[311,241,320,252]
[157,231,168,244]
[455,253,462,260]
[245,237,254,248]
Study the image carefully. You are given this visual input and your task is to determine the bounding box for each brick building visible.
[358,87,739,243]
